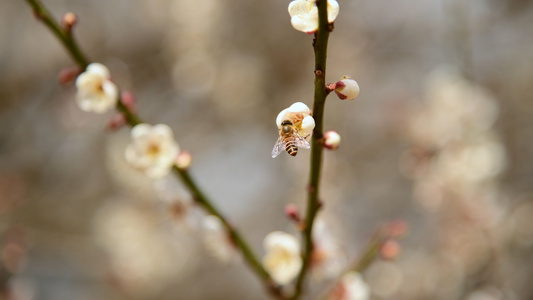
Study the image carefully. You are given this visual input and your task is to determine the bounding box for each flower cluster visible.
[66,1,368,297]
[288,0,339,33]
[398,66,508,298]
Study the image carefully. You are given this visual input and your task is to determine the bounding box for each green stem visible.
[291,0,331,298]
[23,0,284,297]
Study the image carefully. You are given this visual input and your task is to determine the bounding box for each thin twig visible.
[22,0,284,298]
[291,0,332,298]
[24,0,89,68]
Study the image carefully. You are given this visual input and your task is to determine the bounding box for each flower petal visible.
[300,115,315,138]
[86,62,111,79]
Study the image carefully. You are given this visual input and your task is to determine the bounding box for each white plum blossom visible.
[201,215,238,263]
[276,102,315,140]
[262,231,302,285]
[324,130,341,150]
[125,124,180,178]
[75,63,118,113]
[334,76,360,100]
[329,272,371,300]
[289,0,339,33]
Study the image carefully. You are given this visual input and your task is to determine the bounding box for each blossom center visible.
[170,202,186,220]
[274,248,294,265]
[147,142,161,157]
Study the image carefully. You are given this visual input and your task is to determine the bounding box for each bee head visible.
[281,120,293,134]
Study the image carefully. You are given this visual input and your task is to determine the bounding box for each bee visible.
[272,120,311,158]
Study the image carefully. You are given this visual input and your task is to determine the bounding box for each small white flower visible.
[201,215,237,263]
[335,76,360,100]
[75,63,118,113]
[324,130,341,150]
[125,124,180,178]
[330,272,370,300]
[262,231,302,285]
[288,0,340,33]
[276,102,315,140]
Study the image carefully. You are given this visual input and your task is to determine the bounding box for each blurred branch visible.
[316,224,393,300]
[22,0,286,298]
[24,0,89,68]
[291,0,332,298]
[351,225,391,272]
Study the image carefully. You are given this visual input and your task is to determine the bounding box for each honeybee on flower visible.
[272,102,315,158]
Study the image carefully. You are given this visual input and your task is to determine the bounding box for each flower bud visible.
[323,131,341,150]
[107,113,126,131]
[387,219,408,238]
[380,239,401,261]
[334,76,360,100]
[58,66,81,85]
[285,203,300,221]
[62,12,78,32]
[175,151,193,170]
[120,91,137,113]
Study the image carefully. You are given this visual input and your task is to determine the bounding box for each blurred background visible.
[1,0,533,299]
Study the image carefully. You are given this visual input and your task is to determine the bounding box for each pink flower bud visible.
[58,66,81,85]
[380,239,401,261]
[387,219,408,238]
[285,203,300,221]
[175,151,193,170]
[120,91,137,113]
[334,76,360,100]
[62,12,78,31]
[323,131,341,150]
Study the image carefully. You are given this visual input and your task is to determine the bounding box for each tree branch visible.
[22,0,284,298]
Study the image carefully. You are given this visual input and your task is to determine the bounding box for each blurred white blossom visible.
[75,63,118,113]
[125,124,180,178]
[201,215,238,263]
[288,0,339,33]
[330,272,370,300]
[334,76,360,100]
[262,231,302,285]
[276,102,315,140]
[154,177,200,230]
[93,200,195,297]
[310,218,346,279]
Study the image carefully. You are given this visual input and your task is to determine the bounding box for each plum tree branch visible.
[22,0,285,298]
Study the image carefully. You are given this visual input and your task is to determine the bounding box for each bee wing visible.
[294,134,311,149]
[271,136,285,158]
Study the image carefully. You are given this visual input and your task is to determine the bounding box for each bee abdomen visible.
[284,139,299,157]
